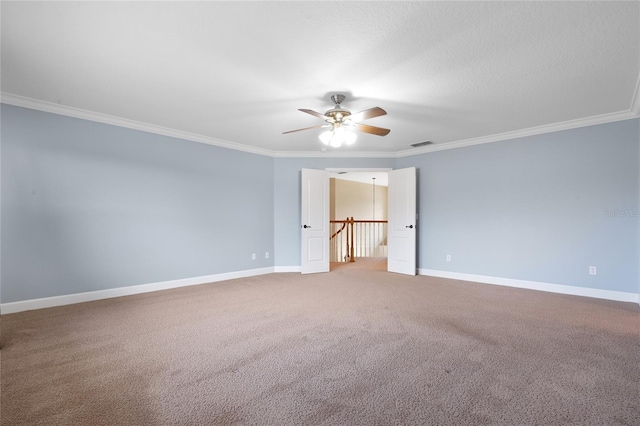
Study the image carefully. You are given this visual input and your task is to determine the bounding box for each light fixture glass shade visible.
[331,126,345,147]
[318,125,357,148]
[344,131,357,145]
[319,130,332,145]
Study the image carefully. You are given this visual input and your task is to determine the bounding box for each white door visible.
[301,169,330,274]
[387,167,417,275]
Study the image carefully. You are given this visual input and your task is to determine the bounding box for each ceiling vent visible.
[410,141,433,148]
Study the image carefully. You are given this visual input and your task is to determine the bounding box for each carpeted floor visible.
[1,259,639,425]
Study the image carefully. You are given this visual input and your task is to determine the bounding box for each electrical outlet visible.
[589,266,597,275]
[446,254,451,262]
[265,252,269,259]
[252,253,256,260]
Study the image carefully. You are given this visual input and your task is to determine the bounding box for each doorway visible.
[329,170,389,266]
[300,167,416,275]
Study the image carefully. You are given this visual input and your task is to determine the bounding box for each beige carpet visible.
[2,258,639,425]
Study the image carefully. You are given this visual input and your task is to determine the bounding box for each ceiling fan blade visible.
[282,124,328,134]
[354,123,391,136]
[299,109,329,120]
[348,107,387,122]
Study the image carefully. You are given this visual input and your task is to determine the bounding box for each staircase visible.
[330,217,388,262]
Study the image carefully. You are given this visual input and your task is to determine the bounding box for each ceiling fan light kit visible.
[283,94,390,148]
[319,123,357,147]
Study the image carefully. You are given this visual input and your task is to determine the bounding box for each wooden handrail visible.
[330,218,355,262]
[352,220,388,223]
[330,218,389,263]
[330,221,347,240]
[332,219,388,223]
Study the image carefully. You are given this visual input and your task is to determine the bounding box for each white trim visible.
[0,93,275,157]
[419,269,639,304]
[4,92,638,160]
[2,267,635,314]
[325,167,393,172]
[0,93,395,159]
[397,110,640,157]
[1,267,275,314]
[271,150,396,158]
[630,75,640,116]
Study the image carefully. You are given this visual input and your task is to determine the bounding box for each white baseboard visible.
[1,267,276,314]
[3,266,635,314]
[419,269,640,304]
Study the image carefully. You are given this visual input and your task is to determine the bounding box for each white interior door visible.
[387,167,417,275]
[301,169,329,274]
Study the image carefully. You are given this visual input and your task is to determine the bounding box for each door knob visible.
[302,225,311,228]
[406,225,414,229]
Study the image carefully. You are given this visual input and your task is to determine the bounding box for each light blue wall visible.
[273,157,396,267]
[398,119,640,294]
[2,104,638,303]
[1,105,274,303]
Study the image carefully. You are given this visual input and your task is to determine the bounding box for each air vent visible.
[410,141,433,148]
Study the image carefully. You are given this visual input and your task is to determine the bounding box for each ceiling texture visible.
[2,1,639,157]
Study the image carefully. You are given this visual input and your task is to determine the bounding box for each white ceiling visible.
[2,1,639,156]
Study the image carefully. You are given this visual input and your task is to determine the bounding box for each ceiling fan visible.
[283,94,390,147]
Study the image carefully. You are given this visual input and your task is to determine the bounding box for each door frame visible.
[326,168,393,175]
[301,167,415,273]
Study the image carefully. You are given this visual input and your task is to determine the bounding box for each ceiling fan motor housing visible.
[325,108,351,122]
[330,94,346,105]
[326,94,351,122]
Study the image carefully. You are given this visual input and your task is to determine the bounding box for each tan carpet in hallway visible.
[2,259,639,425]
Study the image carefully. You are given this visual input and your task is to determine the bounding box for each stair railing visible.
[330,217,388,262]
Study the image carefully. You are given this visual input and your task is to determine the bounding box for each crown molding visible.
[0,93,276,157]
[396,108,640,158]
[272,150,397,158]
[630,75,640,116]
[0,93,398,159]
[3,92,638,161]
